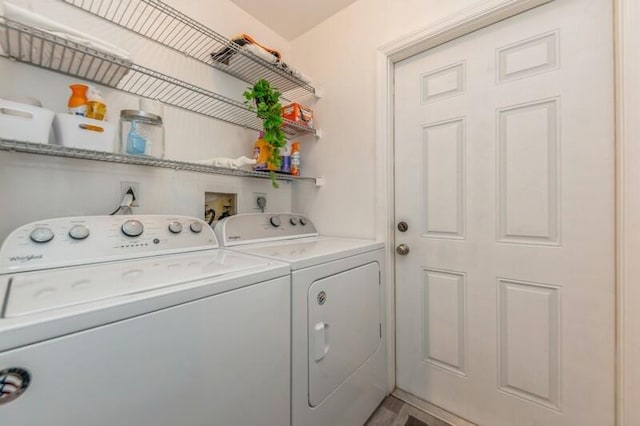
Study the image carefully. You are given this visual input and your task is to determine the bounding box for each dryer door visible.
[308,261,381,407]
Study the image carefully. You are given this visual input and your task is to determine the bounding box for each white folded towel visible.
[194,156,256,169]
[243,43,277,64]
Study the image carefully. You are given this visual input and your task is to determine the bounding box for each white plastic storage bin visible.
[0,98,55,144]
[53,114,116,152]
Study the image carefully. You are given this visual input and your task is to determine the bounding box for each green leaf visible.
[270,171,279,188]
[244,78,290,189]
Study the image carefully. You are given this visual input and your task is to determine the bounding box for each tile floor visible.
[365,390,476,426]
[365,395,451,426]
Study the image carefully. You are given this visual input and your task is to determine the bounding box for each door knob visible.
[396,244,410,255]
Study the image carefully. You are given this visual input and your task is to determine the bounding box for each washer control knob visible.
[68,224,90,240]
[299,217,308,226]
[290,217,299,226]
[30,227,54,243]
[190,221,203,233]
[121,220,144,237]
[168,221,183,234]
[270,216,281,227]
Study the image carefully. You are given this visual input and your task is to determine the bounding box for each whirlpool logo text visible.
[8,254,43,263]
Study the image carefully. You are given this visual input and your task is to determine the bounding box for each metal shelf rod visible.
[0,17,316,137]
[0,139,320,184]
[60,0,316,99]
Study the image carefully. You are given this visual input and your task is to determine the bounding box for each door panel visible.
[422,118,465,239]
[497,279,560,409]
[497,99,559,244]
[422,268,466,376]
[394,1,614,425]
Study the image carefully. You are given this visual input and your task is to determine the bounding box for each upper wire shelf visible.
[0,17,316,136]
[0,138,323,185]
[60,0,316,100]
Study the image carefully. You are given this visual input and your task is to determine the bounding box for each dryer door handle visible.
[313,322,330,362]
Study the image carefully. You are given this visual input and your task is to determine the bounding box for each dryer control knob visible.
[270,216,281,227]
[168,221,183,234]
[290,217,299,226]
[299,217,308,226]
[121,219,144,237]
[68,224,90,240]
[190,221,203,233]
[30,227,54,243]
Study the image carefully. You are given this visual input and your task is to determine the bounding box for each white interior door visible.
[394,1,615,425]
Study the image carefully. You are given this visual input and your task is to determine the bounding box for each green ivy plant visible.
[243,79,286,188]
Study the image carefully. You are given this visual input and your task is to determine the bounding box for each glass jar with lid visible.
[119,110,164,158]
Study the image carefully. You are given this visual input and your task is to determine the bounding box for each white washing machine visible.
[0,215,291,426]
[215,213,387,426]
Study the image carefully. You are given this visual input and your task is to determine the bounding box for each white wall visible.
[290,0,483,238]
[616,0,640,424]
[0,0,295,241]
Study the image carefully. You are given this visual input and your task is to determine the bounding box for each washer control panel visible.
[215,213,318,247]
[0,215,218,273]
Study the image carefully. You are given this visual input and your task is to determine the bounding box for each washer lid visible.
[231,236,384,270]
[3,249,276,318]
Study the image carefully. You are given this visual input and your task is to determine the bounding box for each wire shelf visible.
[60,0,316,100]
[0,139,320,184]
[0,17,316,136]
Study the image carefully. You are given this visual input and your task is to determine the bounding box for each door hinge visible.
[378,271,381,285]
[379,323,382,338]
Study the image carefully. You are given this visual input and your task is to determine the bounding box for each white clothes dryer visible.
[215,213,387,426]
[0,215,291,426]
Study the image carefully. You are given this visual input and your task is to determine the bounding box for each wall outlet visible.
[254,192,267,212]
[120,181,141,207]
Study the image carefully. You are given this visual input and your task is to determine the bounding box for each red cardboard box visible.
[282,103,313,128]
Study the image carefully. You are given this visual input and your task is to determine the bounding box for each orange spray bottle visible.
[290,141,301,176]
[68,84,88,116]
